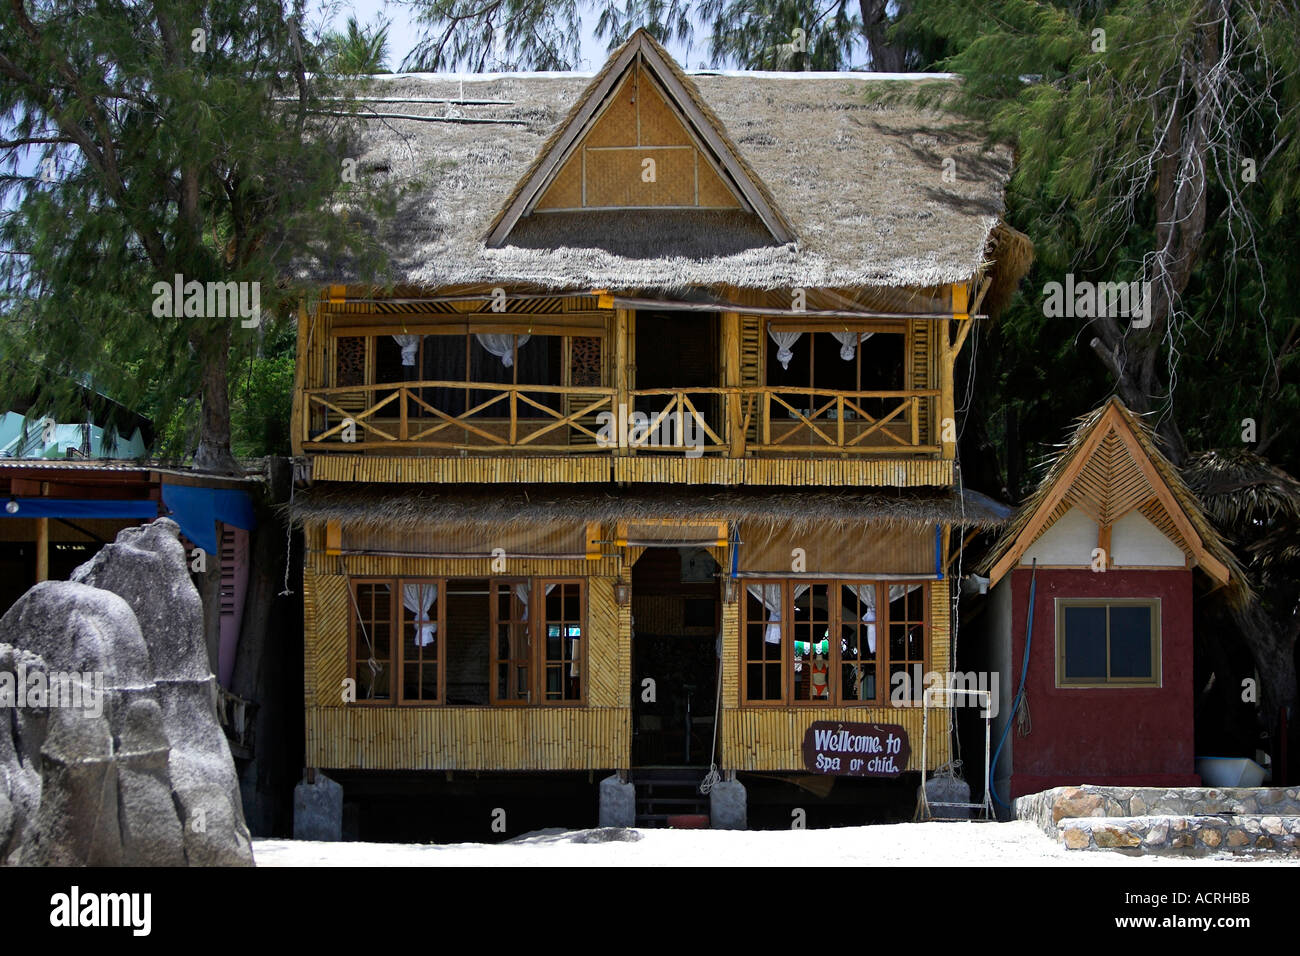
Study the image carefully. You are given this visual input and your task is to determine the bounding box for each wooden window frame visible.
[346,575,588,708]
[536,578,588,706]
[739,579,928,706]
[1055,597,1162,689]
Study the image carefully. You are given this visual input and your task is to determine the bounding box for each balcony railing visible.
[301,381,940,455]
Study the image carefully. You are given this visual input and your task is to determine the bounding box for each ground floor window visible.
[1055,598,1161,687]
[741,580,928,705]
[348,576,585,706]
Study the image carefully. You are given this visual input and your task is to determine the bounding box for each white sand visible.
[252,821,1300,867]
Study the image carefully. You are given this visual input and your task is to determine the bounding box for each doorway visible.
[630,547,720,767]
[633,310,720,444]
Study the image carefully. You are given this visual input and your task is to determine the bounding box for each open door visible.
[630,547,720,766]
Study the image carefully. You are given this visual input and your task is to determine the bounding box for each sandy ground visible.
[252,821,1300,867]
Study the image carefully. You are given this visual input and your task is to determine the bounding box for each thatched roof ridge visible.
[978,397,1249,604]
[301,41,1026,293]
[290,483,1011,533]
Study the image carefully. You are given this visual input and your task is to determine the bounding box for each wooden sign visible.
[801,721,910,777]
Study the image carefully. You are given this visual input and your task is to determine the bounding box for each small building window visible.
[1056,599,1161,687]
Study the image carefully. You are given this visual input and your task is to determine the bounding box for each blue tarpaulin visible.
[161,484,256,554]
[1,498,159,521]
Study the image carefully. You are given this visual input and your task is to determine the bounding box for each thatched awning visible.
[301,31,1028,295]
[289,483,1010,533]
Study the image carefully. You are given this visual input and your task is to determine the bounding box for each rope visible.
[697,633,725,795]
[278,480,296,597]
[339,556,381,696]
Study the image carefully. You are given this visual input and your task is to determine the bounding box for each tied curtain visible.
[766,328,802,370]
[831,330,873,361]
[842,583,877,654]
[747,582,810,649]
[475,333,531,367]
[402,582,438,647]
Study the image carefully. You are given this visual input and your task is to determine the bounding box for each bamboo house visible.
[289,29,1031,836]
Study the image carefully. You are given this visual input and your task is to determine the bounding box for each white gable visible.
[1020,506,1097,566]
[1112,510,1186,567]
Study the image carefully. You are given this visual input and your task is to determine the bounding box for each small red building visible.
[977,398,1244,802]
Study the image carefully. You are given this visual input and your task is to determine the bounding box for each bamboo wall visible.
[303,521,630,770]
[304,519,955,774]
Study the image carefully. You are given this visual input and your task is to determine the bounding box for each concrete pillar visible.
[709,776,747,829]
[598,773,636,828]
[293,771,343,841]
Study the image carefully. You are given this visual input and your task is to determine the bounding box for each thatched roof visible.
[303,30,1028,295]
[290,483,1011,533]
[978,398,1249,605]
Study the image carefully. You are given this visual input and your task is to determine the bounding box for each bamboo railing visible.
[301,381,940,455]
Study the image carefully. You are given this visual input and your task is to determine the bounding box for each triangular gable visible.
[985,399,1232,590]
[485,29,795,248]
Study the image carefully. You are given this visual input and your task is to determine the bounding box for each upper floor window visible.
[742,580,928,705]
[1056,599,1161,687]
[349,576,585,706]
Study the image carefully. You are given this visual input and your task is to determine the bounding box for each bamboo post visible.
[400,386,409,441]
[940,284,967,460]
[614,307,631,453]
[911,395,919,447]
[35,517,48,583]
[721,310,743,456]
[292,296,309,456]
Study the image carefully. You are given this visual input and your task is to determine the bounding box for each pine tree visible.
[0,0,390,473]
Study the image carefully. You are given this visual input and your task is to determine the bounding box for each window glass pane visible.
[1063,605,1107,680]
[840,584,877,702]
[355,583,392,701]
[1110,605,1154,679]
[445,578,490,705]
[744,583,782,701]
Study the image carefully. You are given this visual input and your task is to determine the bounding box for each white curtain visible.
[475,333,530,368]
[392,334,421,367]
[831,330,873,361]
[747,583,783,644]
[516,583,575,676]
[766,328,803,370]
[842,584,877,653]
[402,582,437,647]
[790,584,812,670]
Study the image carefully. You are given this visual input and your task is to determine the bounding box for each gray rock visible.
[924,774,971,820]
[0,644,47,864]
[294,773,344,841]
[709,777,747,829]
[72,519,252,867]
[0,520,253,866]
[598,773,635,829]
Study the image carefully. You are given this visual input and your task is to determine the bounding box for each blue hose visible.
[989,560,1037,810]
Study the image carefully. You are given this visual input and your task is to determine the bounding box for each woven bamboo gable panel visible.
[1023,422,1192,559]
[535,65,743,211]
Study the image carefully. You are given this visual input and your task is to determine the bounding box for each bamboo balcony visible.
[300,380,942,456]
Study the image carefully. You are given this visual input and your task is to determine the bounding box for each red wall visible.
[1007,567,1200,797]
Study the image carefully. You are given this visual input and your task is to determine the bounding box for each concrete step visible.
[1059,814,1300,856]
[1016,784,1300,836]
